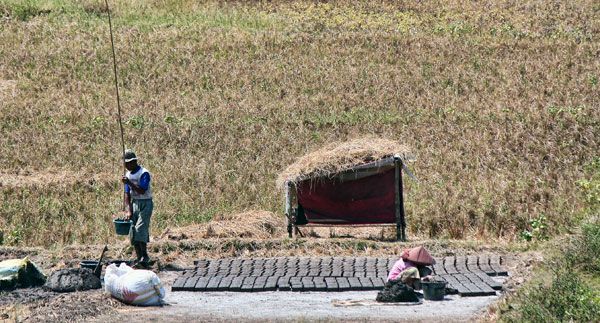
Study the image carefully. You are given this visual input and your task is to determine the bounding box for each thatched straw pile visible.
[157,210,284,241]
[276,137,411,188]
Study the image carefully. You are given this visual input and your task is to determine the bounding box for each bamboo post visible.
[399,160,406,241]
[394,156,406,241]
[285,181,293,238]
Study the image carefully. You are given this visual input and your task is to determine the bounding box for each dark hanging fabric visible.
[296,168,396,225]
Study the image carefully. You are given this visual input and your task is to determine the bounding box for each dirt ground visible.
[0,215,541,322]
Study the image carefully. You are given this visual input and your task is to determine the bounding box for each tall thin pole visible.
[105,0,127,213]
[105,0,125,159]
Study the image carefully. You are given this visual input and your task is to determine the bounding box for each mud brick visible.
[321,257,333,265]
[290,277,303,291]
[309,269,320,276]
[217,276,233,291]
[477,255,494,275]
[466,256,480,273]
[205,277,221,291]
[444,257,458,274]
[490,255,508,276]
[465,274,496,295]
[320,269,332,276]
[277,276,291,291]
[301,277,315,291]
[253,277,267,291]
[241,277,256,292]
[193,277,210,291]
[182,277,199,291]
[336,277,350,291]
[365,271,377,277]
[371,277,385,289]
[454,273,470,283]
[171,277,187,291]
[461,282,486,297]
[432,258,447,275]
[309,258,321,268]
[455,256,468,271]
[325,277,339,291]
[250,269,264,277]
[218,259,232,268]
[313,277,327,291]
[439,274,460,290]
[264,276,279,291]
[229,277,244,291]
[358,277,373,290]
[194,260,209,268]
[347,277,362,290]
[474,272,503,290]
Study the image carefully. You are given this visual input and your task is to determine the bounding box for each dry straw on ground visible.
[157,210,284,241]
[276,137,410,188]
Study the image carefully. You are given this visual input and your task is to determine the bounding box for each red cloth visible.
[296,168,396,224]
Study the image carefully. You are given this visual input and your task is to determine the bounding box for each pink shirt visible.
[387,258,416,281]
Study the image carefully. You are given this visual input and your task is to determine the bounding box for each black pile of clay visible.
[44,268,101,293]
[376,279,419,303]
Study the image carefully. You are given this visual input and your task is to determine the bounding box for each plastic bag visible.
[104,263,165,306]
[0,257,46,290]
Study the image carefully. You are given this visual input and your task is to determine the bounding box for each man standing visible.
[122,149,154,267]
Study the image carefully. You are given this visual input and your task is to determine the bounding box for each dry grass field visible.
[0,0,599,247]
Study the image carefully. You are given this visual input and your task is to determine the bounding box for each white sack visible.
[104,263,165,306]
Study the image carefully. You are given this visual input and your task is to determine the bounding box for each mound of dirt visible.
[18,290,122,323]
[0,287,58,306]
[376,279,419,303]
[44,268,101,293]
[158,210,284,241]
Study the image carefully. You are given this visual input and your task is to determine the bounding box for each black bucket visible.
[79,261,103,278]
[113,219,132,235]
[421,280,446,301]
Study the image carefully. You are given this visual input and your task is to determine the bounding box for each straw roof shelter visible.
[278,138,416,241]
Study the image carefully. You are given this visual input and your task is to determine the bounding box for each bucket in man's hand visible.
[113,219,132,235]
[421,280,446,301]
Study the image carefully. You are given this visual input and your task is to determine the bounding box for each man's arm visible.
[121,174,148,195]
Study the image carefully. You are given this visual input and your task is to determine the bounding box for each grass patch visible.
[0,0,599,246]
[499,158,600,321]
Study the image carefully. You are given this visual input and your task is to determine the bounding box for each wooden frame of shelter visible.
[284,154,415,241]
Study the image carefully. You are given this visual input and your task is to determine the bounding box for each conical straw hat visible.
[401,246,435,265]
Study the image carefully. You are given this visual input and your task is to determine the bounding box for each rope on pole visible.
[105,0,127,212]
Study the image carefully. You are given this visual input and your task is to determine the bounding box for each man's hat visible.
[123,149,138,163]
